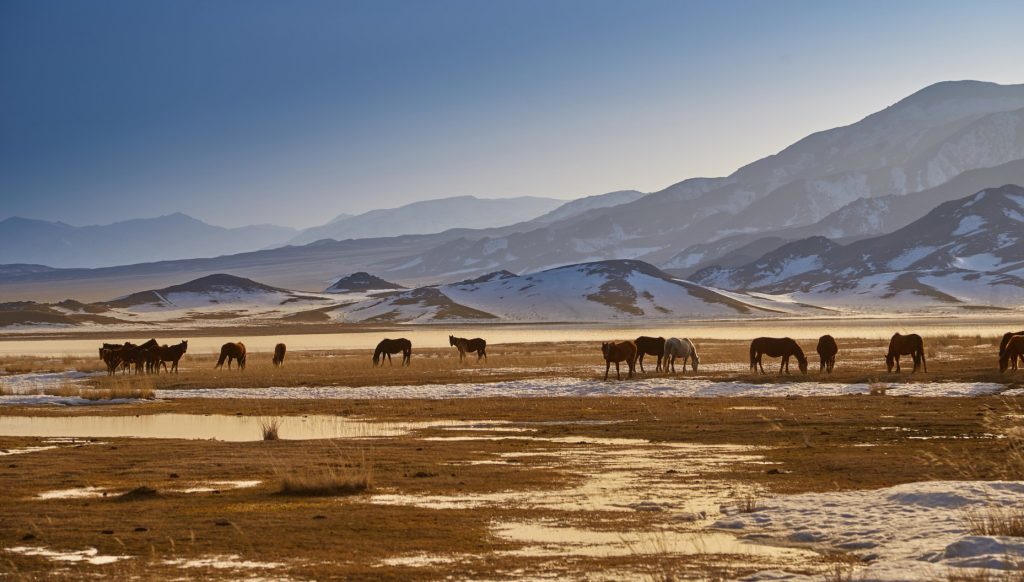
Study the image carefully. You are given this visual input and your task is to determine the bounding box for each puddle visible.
[0,414,484,441]
[727,406,779,411]
[0,445,58,456]
[36,480,262,499]
[175,480,262,493]
[6,546,129,565]
[380,553,468,567]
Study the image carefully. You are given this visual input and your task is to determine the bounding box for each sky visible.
[2,1,1024,229]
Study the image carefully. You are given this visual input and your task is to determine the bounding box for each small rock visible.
[169,473,179,479]
[312,515,327,520]
[665,469,679,474]
[134,527,148,532]
[412,471,435,478]
[214,520,230,527]
[101,530,114,535]
[21,533,35,541]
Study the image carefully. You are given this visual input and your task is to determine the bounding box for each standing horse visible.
[885,333,926,373]
[816,335,838,374]
[750,337,807,375]
[999,331,1024,360]
[634,336,666,373]
[273,343,287,367]
[449,335,487,361]
[663,337,699,373]
[215,342,247,370]
[99,347,121,376]
[154,340,188,373]
[602,341,637,380]
[373,338,412,366]
[1000,335,1024,373]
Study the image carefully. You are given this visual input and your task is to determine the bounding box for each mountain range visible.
[3,80,1024,314]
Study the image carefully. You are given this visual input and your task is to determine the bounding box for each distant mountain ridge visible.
[0,213,297,268]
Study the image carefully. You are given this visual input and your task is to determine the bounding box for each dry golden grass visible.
[259,417,281,441]
[277,452,373,496]
[732,491,763,513]
[947,565,1024,582]
[963,506,1024,537]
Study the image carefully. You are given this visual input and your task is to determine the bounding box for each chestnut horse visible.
[373,338,411,366]
[816,335,838,374]
[215,342,247,370]
[1000,335,1024,373]
[634,336,666,373]
[273,343,287,367]
[450,335,487,361]
[154,340,188,373]
[750,337,807,375]
[885,333,926,373]
[602,341,637,380]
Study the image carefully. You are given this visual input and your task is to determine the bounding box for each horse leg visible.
[757,354,765,375]
[615,361,621,380]
[779,357,786,376]
[920,350,927,373]
[637,354,645,374]
[604,361,610,381]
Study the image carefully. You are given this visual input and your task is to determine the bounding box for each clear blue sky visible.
[2,0,1023,228]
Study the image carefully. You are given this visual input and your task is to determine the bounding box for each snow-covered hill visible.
[690,185,1024,308]
[337,260,819,323]
[324,272,405,293]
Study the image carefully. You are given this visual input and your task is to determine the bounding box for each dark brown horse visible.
[450,335,486,361]
[885,333,926,373]
[99,347,121,376]
[816,335,838,374]
[215,342,247,370]
[999,331,1024,360]
[750,337,807,375]
[634,336,666,373]
[373,338,411,366]
[1000,335,1024,373]
[273,343,287,367]
[154,341,188,373]
[602,341,637,380]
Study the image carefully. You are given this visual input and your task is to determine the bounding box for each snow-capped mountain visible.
[381,81,1024,281]
[691,185,1024,308]
[0,214,297,268]
[288,196,566,245]
[337,260,817,323]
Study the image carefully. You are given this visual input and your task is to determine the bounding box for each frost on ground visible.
[715,480,1024,581]
[155,378,1007,400]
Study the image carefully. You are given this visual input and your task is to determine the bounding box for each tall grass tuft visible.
[277,452,372,496]
[259,417,281,441]
[962,506,1024,537]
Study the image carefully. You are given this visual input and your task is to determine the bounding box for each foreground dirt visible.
[2,394,1022,580]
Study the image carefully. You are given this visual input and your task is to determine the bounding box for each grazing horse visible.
[1000,335,1024,373]
[885,333,926,373]
[816,335,838,374]
[602,341,637,380]
[663,337,699,373]
[449,335,487,361]
[634,336,666,373]
[273,343,287,367]
[750,337,807,375]
[154,341,188,373]
[215,342,247,370]
[999,331,1024,360]
[373,338,412,366]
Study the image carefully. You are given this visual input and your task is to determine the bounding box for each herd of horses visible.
[96,330,1024,379]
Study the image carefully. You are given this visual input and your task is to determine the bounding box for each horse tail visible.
[920,348,927,373]
[749,343,757,371]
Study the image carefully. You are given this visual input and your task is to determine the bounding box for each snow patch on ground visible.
[716,480,1024,581]
[156,378,1006,400]
[952,215,987,236]
[888,246,938,270]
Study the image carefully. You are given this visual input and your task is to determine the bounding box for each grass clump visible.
[277,454,372,497]
[962,506,1024,537]
[259,417,282,441]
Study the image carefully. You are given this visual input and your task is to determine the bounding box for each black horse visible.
[373,338,412,366]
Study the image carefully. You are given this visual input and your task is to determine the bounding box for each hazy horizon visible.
[3,0,1024,228]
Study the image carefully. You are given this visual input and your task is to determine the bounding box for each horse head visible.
[691,353,700,372]
[449,335,456,346]
[885,353,895,373]
[601,342,611,359]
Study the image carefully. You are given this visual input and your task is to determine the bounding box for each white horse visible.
[663,337,699,373]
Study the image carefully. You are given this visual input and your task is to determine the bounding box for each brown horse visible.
[750,337,807,375]
[999,331,1024,360]
[634,336,666,373]
[816,335,838,374]
[373,338,411,366]
[602,341,637,380]
[1000,335,1024,373]
[450,335,486,361]
[99,347,122,376]
[885,333,926,373]
[273,343,287,367]
[154,341,188,373]
[215,342,247,370]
